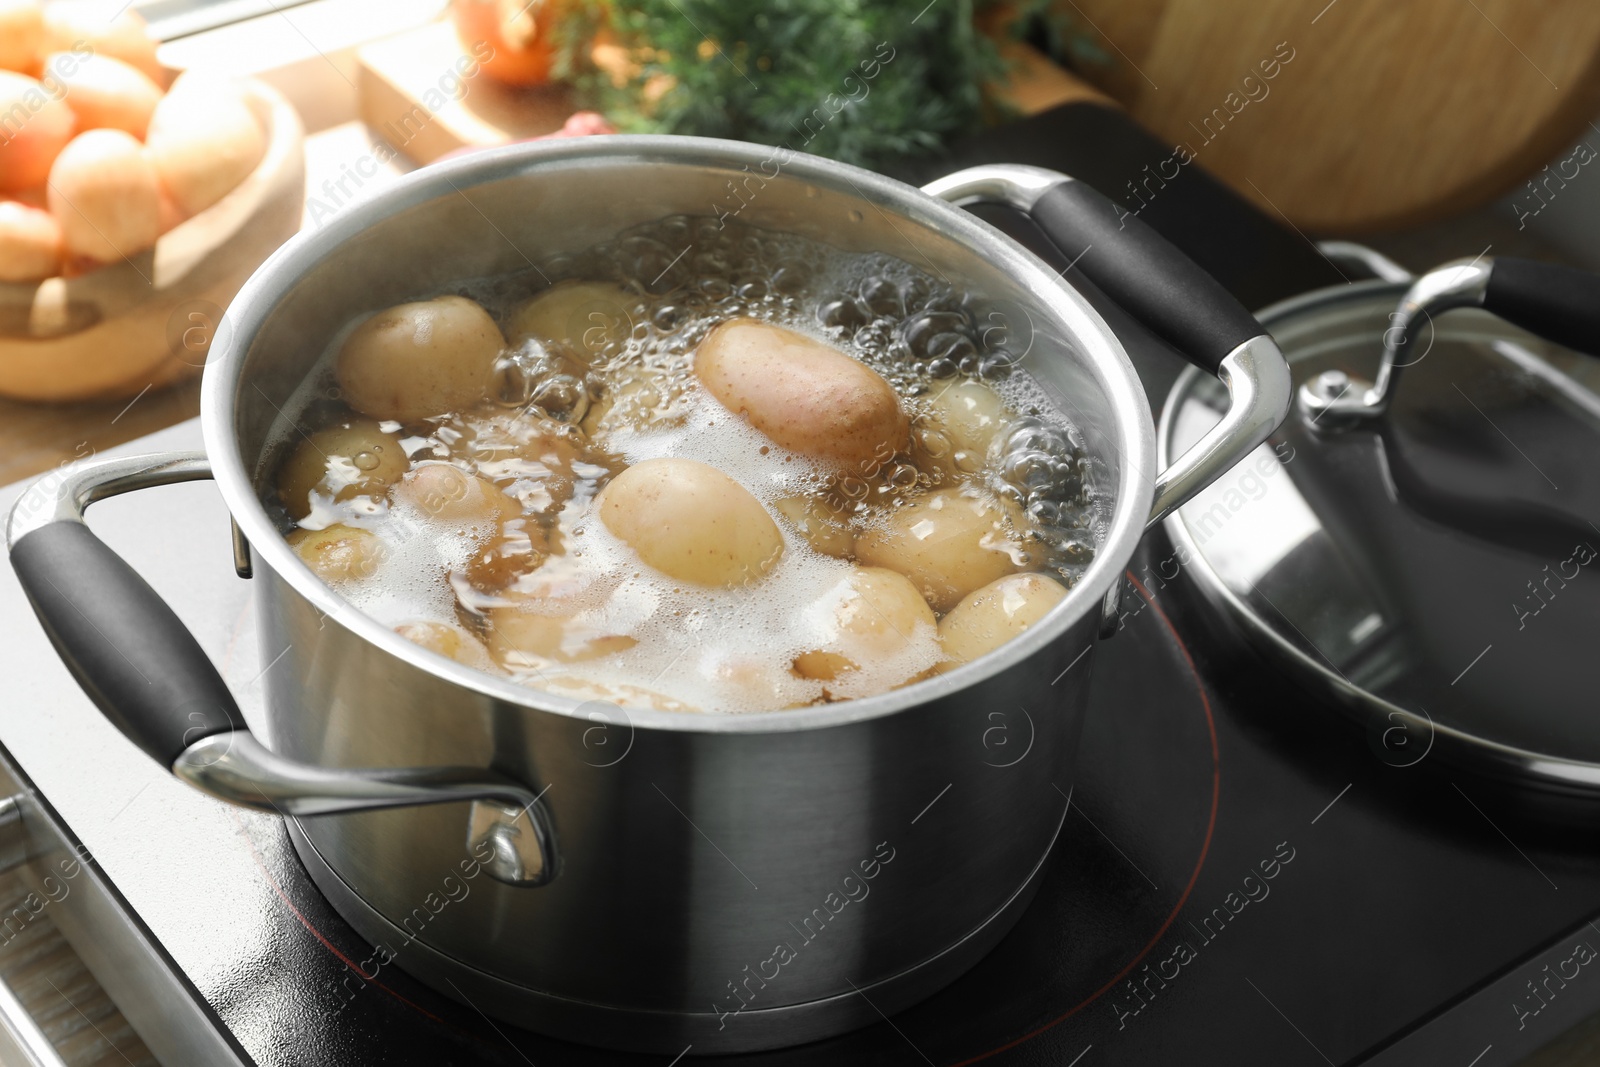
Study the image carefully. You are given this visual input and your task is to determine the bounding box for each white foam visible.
[325,496,492,627]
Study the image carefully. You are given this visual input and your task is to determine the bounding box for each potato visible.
[51,53,161,137]
[485,608,637,664]
[393,462,520,525]
[144,84,265,217]
[927,379,1009,456]
[793,566,937,684]
[598,457,783,587]
[773,494,853,558]
[452,412,598,517]
[464,519,554,593]
[46,128,159,263]
[580,364,686,438]
[287,523,386,584]
[0,198,60,281]
[275,418,409,520]
[0,1,43,75]
[335,295,504,422]
[700,652,814,710]
[854,487,1026,612]
[938,572,1068,670]
[396,619,493,670]
[0,71,73,193]
[41,2,162,83]
[695,318,908,468]
[507,280,635,363]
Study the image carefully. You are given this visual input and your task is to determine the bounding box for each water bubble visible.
[658,216,691,243]
[493,358,536,407]
[1027,499,1064,526]
[926,332,977,365]
[860,277,904,317]
[771,266,807,295]
[979,352,1016,380]
[914,426,952,459]
[886,463,920,490]
[531,374,588,423]
[903,311,968,360]
[952,448,985,474]
[819,298,869,333]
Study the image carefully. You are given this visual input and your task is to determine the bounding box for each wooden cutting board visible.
[1058,0,1600,232]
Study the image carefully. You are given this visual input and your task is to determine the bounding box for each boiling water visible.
[265,216,1104,712]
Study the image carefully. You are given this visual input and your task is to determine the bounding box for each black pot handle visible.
[923,164,1292,526]
[1026,179,1266,374]
[6,451,556,887]
[10,455,242,764]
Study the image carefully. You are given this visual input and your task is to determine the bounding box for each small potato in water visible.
[394,462,520,525]
[581,364,687,438]
[938,572,1068,670]
[485,608,637,664]
[927,379,1008,456]
[288,524,386,584]
[336,296,504,422]
[598,457,783,587]
[396,619,493,670]
[695,318,908,468]
[794,567,938,687]
[698,652,816,711]
[276,418,408,520]
[507,280,635,363]
[855,487,1025,612]
[463,519,554,594]
[773,494,853,558]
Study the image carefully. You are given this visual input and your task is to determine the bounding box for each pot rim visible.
[202,134,1155,735]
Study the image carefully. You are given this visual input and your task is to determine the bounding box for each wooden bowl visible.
[0,80,305,402]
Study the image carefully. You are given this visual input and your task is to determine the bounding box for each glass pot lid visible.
[1159,261,1600,790]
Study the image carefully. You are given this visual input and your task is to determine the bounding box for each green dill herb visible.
[551,0,1096,169]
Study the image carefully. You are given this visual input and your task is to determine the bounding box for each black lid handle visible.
[1482,256,1600,358]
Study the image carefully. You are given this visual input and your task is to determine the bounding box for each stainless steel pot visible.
[5,137,1289,1053]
